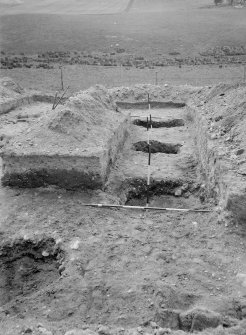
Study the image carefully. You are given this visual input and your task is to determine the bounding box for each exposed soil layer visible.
[1,168,102,189]
[124,178,191,205]
[133,141,181,154]
[0,237,63,306]
[133,118,185,128]
[117,101,186,109]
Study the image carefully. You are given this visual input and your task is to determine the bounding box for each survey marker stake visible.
[81,203,212,213]
[148,93,151,110]
[147,114,152,207]
[52,91,58,110]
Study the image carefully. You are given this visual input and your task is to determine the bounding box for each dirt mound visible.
[4,85,120,155]
[110,84,199,104]
[0,77,24,101]
[48,86,117,139]
[1,85,129,189]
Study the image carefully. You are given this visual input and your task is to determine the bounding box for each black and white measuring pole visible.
[146,114,152,207]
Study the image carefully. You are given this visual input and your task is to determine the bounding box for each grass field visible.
[0,0,246,57]
[0,0,129,15]
[1,64,245,93]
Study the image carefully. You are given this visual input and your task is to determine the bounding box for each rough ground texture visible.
[0,77,65,114]
[187,83,246,224]
[1,85,129,189]
[109,84,199,105]
[0,81,246,335]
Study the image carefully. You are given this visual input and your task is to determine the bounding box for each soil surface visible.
[0,101,246,335]
[0,84,246,335]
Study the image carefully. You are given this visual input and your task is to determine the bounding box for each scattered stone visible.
[42,250,49,257]
[98,325,110,335]
[70,238,81,250]
[236,148,244,156]
[150,321,158,329]
[181,183,189,192]
[58,263,66,275]
[174,189,182,197]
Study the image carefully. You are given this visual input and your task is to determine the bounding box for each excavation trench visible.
[133,140,181,154]
[0,237,64,306]
[133,118,184,128]
[123,178,193,205]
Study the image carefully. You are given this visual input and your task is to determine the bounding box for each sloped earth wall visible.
[187,83,246,224]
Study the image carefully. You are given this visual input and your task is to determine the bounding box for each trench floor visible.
[108,108,197,205]
[0,107,246,334]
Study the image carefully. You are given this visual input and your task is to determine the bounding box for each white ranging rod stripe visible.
[80,203,212,212]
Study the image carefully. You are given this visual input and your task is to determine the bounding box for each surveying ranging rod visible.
[146,114,152,207]
[80,203,211,213]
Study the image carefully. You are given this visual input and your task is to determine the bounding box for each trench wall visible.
[187,104,246,223]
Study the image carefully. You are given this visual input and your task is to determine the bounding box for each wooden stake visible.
[155,71,158,85]
[52,91,58,110]
[60,66,64,91]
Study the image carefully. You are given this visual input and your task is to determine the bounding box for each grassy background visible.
[1,64,245,93]
[0,0,246,57]
[1,0,246,92]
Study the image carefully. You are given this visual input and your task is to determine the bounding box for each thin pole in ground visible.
[243,65,246,83]
[155,71,158,85]
[52,91,58,110]
[146,113,152,207]
[60,66,64,91]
